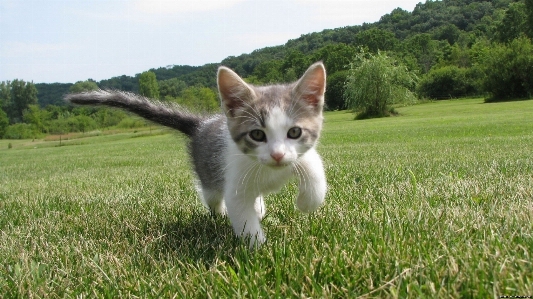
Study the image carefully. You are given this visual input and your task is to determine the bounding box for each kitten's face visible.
[218,62,326,167]
[228,87,322,167]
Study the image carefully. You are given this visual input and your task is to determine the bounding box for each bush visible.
[481,37,533,101]
[116,117,146,129]
[95,108,128,128]
[48,115,98,134]
[3,123,43,139]
[417,65,480,99]
[345,51,418,118]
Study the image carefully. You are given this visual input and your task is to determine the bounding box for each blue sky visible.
[0,0,422,83]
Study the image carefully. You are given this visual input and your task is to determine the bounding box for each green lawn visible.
[1,98,532,297]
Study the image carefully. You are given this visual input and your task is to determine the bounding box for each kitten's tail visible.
[65,90,203,137]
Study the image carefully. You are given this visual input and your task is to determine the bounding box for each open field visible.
[1,98,532,297]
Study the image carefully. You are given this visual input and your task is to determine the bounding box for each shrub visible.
[345,51,418,119]
[3,123,43,139]
[47,115,98,134]
[95,108,128,128]
[481,37,533,101]
[116,117,146,129]
[417,65,480,99]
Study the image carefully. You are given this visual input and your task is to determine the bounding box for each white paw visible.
[296,192,325,213]
[254,196,266,219]
[234,221,266,249]
[248,230,266,249]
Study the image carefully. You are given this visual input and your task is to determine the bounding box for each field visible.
[1,98,532,297]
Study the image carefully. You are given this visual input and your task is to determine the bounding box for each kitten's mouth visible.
[268,161,290,168]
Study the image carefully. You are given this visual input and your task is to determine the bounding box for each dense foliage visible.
[417,65,481,99]
[139,71,160,99]
[345,51,418,118]
[481,37,533,100]
[2,0,533,138]
[0,80,38,124]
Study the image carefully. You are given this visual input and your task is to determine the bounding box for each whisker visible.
[294,161,311,190]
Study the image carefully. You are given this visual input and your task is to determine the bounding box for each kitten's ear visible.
[217,66,255,115]
[293,62,326,110]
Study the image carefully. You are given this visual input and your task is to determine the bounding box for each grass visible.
[1,98,532,297]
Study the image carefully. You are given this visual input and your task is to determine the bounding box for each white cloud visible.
[134,0,246,14]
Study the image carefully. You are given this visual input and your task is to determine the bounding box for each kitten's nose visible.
[270,152,285,162]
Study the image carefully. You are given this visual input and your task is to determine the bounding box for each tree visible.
[138,71,160,99]
[481,37,533,101]
[312,43,358,74]
[494,1,528,42]
[282,50,311,81]
[159,78,187,99]
[0,81,11,111]
[355,28,399,53]
[1,81,14,123]
[401,34,442,73]
[0,108,8,138]
[23,104,50,133]
[434,24,462,45]
[325,70,349,110]
[70,80,99,93]
[526,0,533,37]
[174,86,218,112]
[35,83,73,107]
[252,60,283,84]
[2,80,38,124]
[345,51,418,119]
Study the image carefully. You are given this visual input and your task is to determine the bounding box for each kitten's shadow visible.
[150,210,242,263]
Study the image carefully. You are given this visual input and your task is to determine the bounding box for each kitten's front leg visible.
[295,148,327,213]
[225,191,266,248]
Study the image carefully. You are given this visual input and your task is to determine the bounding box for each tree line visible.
[1,0,533,138]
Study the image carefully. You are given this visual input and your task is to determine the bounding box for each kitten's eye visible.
[287,127,302,139]
[249,129,266,142]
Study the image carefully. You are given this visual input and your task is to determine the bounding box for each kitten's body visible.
[66,62,327,247]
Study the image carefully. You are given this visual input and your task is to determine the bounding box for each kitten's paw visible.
[212,201,227,215]
[296,192,325,213]
[254,196,266,220]
[248,231,266,250]
[234,223,266,249]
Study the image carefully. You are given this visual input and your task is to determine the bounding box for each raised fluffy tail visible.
[65,90,204,137]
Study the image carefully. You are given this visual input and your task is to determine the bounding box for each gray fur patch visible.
[189,116,227,191]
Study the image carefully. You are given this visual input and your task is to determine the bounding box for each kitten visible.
[65,62,327,248]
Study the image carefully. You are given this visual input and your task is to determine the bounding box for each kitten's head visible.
[217,62,326,167]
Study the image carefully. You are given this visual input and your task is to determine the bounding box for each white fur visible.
[203,108,326,248]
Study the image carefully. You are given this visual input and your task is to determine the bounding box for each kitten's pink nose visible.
[270,152,285,162]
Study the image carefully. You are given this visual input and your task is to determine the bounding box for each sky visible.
[0,0,422,84]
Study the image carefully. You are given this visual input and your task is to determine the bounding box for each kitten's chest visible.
[226,156,294,195]
[254,166,293,193]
